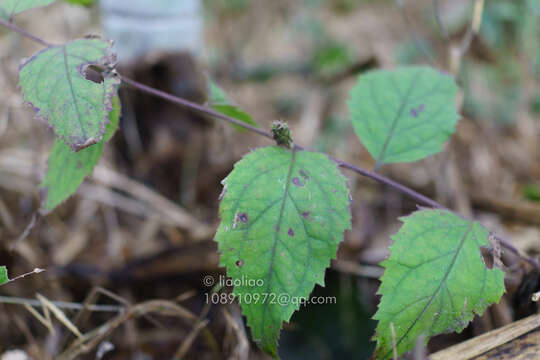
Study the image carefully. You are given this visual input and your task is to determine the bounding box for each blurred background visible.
[0,0,539,359]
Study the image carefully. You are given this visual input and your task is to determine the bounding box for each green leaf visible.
[523,184,540,202]
[64,0,93,6]
[311,41,352,77]
[215,146,351,357]
[0,0,55,20]
[207,80,258,132]
[348,66,459,168]
[0,266,8,285]
[208,80,229,105]
[19,37,119,151]
[373,209,505,359]
[40,95,120,211]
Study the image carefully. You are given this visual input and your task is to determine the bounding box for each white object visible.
[1,350,30,360]
[100,0,204,62]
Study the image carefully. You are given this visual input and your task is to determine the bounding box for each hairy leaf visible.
[19,37,119,151]
[40,96,120,211]
[215,146,351,357]
[373,209,505,359]
[0,266,8,285]
[348,66,459,168]
[208,80,258,131]
[0,0,55,19]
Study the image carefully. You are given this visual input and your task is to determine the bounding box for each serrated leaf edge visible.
[39,95,121,213]
[372,208,505,359]
[18,36,119,151]
[216,146,352,357]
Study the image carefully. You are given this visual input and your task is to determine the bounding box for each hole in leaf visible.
[480,246,495,269]
[236,260,244,267]
[83,65,104,84]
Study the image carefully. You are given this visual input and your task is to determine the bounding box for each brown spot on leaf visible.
[288,228,294,236]
[302,211,311,219]
[410,104,425,118]
[77,161,83,169]
[235,260,244,267]
[480,247,494,269]
[292,177,304,187]
[83,65,105,84]
[74,137,98,152]
[238,213,248,223]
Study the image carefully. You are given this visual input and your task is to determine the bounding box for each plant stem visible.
[0,20,538,271]
[0,18,52,47]
[335,160,445,209]
[120,76,273,140]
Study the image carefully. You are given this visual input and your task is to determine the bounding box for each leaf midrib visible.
[374,70,422,169]
[9,0,23,18]
[385,220,474,358]
[62,45,87,141]
[260,147,297,334]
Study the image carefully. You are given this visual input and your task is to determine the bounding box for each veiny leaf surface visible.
[215,146,351,357]
[208,80,258,131]
[348,66,459,168]
[373,209,505,359]
[0,266,8,285]
[40,96,120,211]
[0,0,55,19]
[19,37,119,150]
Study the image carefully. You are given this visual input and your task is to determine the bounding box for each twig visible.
[0,19,538,270]
[0,268,44,286]
[58,300,200,360]
[173,319,209,359]
[430,314,540,360]
[332,260,383,279]
[92,165,215,240]
[0,295,123,312]
[9,212,39,251]
[335,158,445,209]
[451,0,485,75]
[120,76,273,140]
[433,0,449,39]
[393,0,438,66]
[222,306,250,360]
[0,18,52,47]
[35,293,84,339]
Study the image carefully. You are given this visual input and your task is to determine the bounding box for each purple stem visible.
[335,160,445,209]
[0,18,52,47]
[120,76,273,140]
[1,19,538,270]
